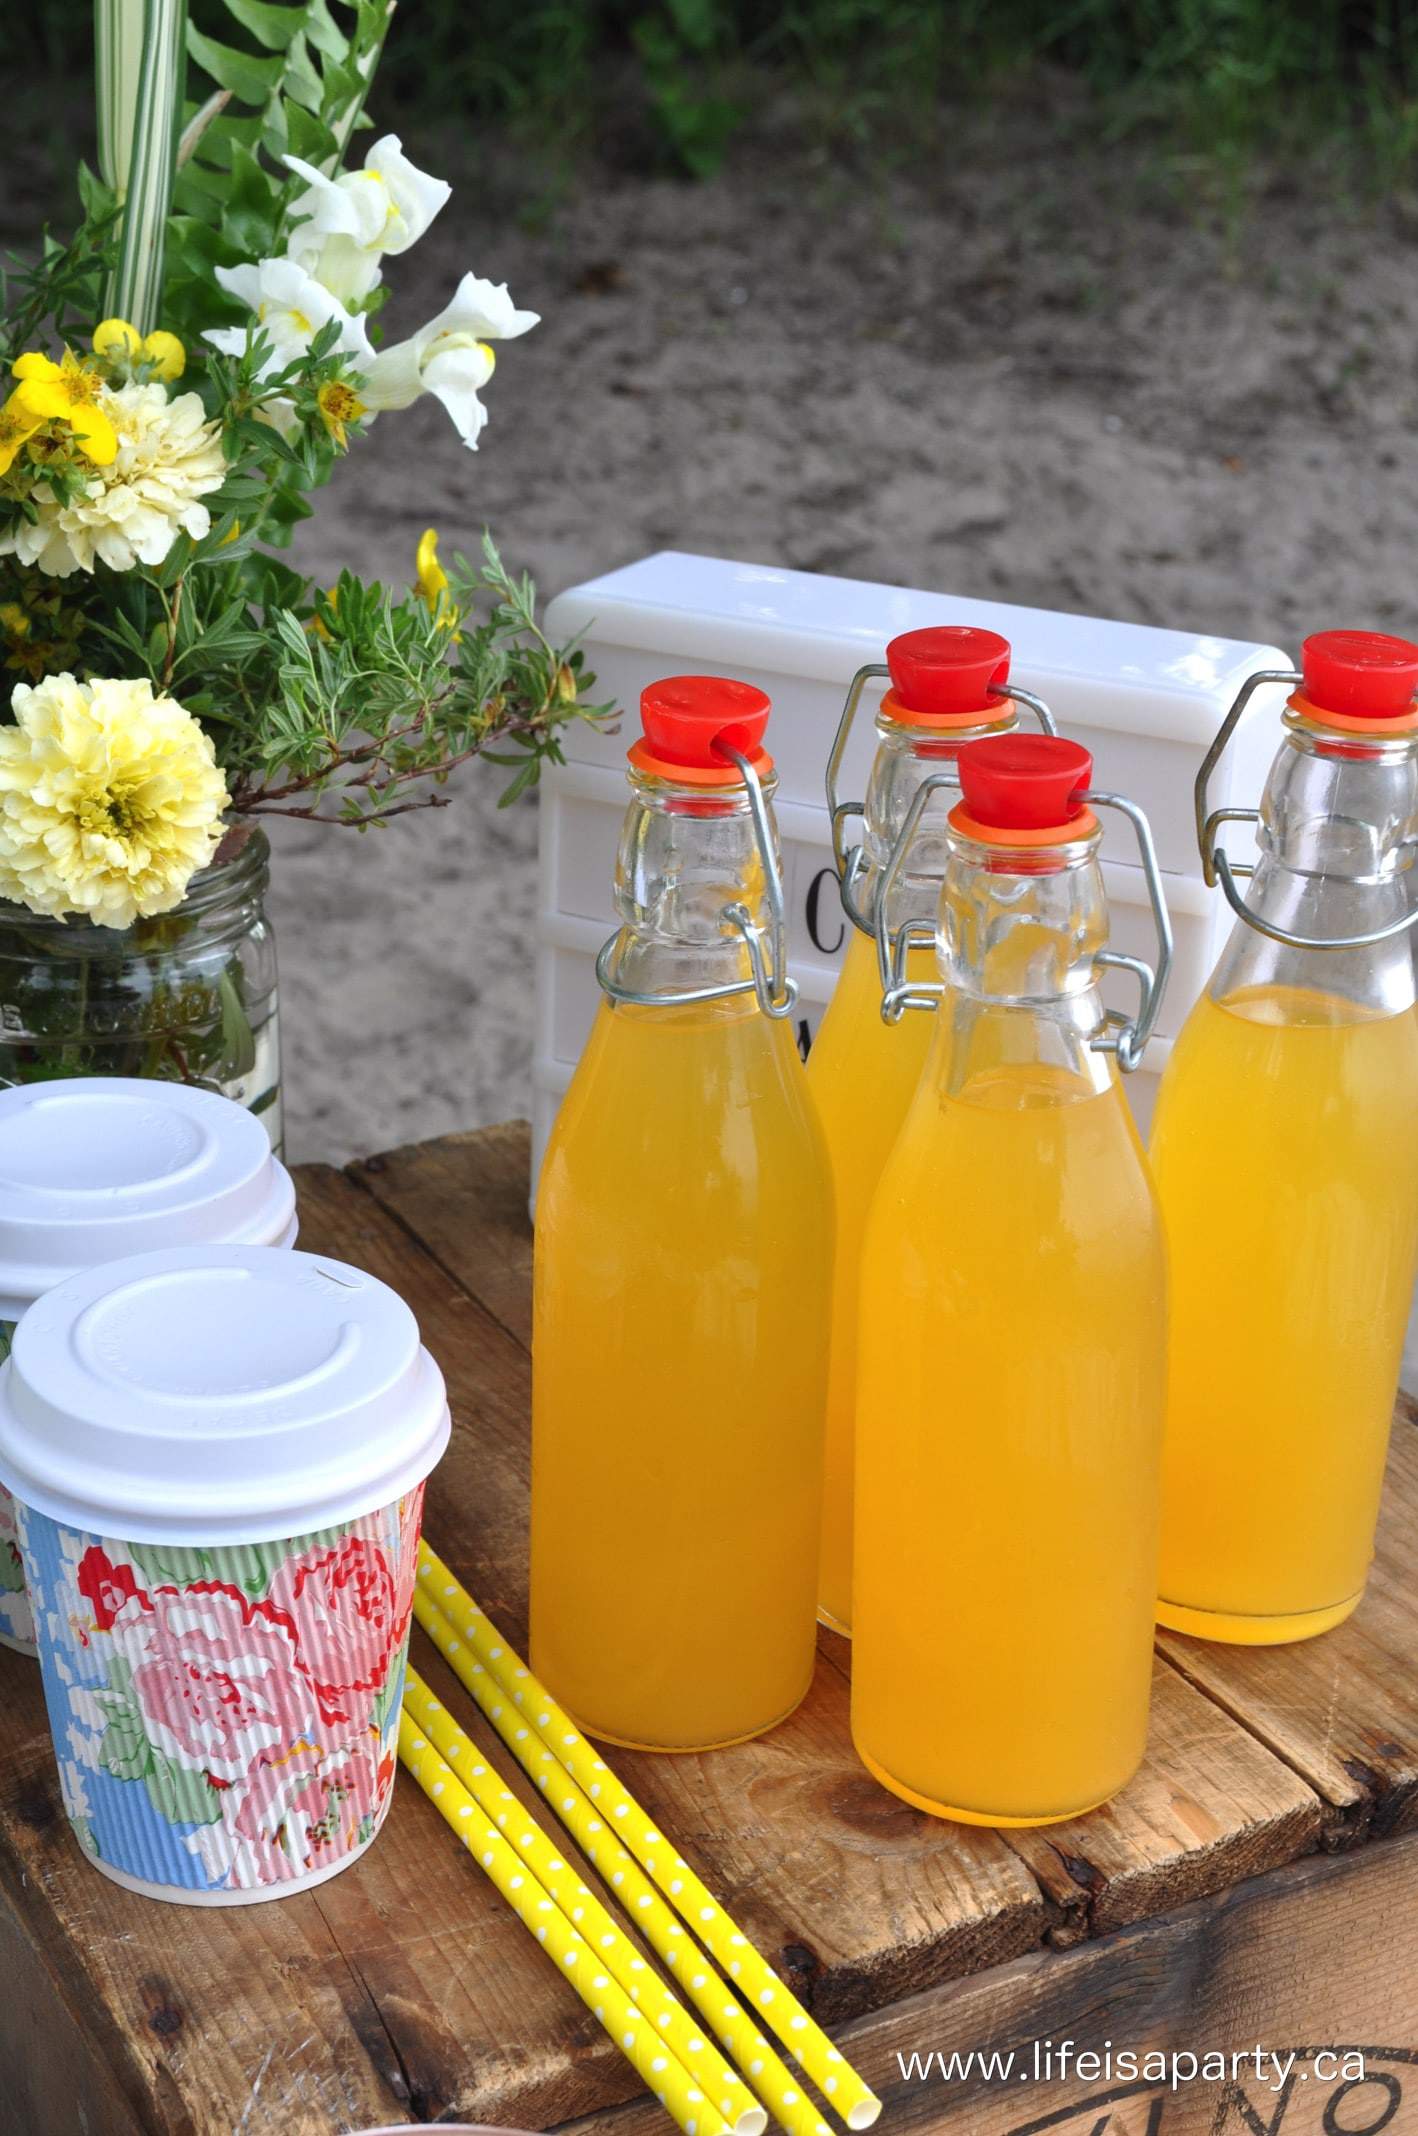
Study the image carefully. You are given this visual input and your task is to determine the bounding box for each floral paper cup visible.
[0,1079,297,1656]
[0,1245,449,1904]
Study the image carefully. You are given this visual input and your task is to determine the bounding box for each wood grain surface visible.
[0,1122,1411,2135]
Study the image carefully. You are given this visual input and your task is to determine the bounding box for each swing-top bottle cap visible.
[952,733,1095,842]
[1299,630,1418,722]
[885,626,1011,720]
[631,674,773,785]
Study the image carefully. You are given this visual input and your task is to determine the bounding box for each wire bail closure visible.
[873,777,1173,1074]
[1196,666,1418,952]
[595,743,799,1020]
[825,666,1058,936]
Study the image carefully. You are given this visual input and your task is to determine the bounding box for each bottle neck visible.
[860,708,1015,931]
[604,765,781,1004]
[1211,715,1418,1014]
[936,824,1115,1092]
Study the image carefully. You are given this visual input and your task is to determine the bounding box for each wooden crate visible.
[0,1124,1414,2136]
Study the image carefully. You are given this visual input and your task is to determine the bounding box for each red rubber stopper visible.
[1300,631,1418,720]
[886,626,1011,716]
[638,674,772,767]
[957,733,1094,830]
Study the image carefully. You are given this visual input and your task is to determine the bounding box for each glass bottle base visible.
[1156,1587,1364,1645]
[855,1741,1122,1828]
[570,1676,813,1756]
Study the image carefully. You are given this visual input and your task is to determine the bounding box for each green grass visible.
[15,1,1418,187]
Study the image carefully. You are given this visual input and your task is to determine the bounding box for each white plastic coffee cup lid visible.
[0,1245,451,1543]
[0,1079,296,1311]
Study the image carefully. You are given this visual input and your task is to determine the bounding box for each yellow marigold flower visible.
[12,350,118,466]
[316,377,366,450]
[415,527,460,635]
[0,395,41,478]
[0,673,229,928]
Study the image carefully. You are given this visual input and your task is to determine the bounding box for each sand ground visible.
[10,91,1418,1162]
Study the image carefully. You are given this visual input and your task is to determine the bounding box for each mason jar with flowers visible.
[0,0,604,1144]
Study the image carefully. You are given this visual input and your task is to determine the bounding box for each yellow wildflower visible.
[92,319,142,363]
[93,321,187,382]
[11,350,118,466]
[0,384,225,578]
[316,378,366,450]
[138,331,185,382]
[0,396,40,479]
[415,527,460,634]
[0,673,228,927]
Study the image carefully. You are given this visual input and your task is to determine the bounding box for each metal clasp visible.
[1196,666,1418,951]
[825,667,1058,936]
[874,784,1173,1074]
[595,744,799,1020]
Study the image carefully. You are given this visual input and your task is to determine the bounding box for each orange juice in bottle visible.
[852,734,1170,1824]
[532,676,832,1751]
[811,626,1057,1633]
[1152,629,1418,1643]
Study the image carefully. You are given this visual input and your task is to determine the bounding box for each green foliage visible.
[338,0,1418,185]
[632,0,745,178]
[0,0,608,839]
[165,0,392,347]
[102,0,190,332]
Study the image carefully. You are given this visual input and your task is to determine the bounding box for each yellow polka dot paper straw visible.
[403,1668,764,2136]
[413,1588,834,2136]
[416,1543,882,2133]
[397,1712,734,2136]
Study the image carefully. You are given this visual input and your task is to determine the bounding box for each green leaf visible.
[187,23,285,103]
[219,0,307,51]
[99,1703,151,1785]
[145,1749,223,1826]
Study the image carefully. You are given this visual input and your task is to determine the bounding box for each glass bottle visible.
[1151,629,1418,1643]
[811,626,1054,1635]
[531,675,832,1752]
[0,828,282,1151]
[852,733,1170,1824]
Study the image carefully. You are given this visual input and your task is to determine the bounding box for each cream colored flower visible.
[0,673,229,927]
[360,272,539,448]
[0,384,227,578]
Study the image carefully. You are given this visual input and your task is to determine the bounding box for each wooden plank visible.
[350,1119,535,1348]
[1003,1656,1323,1941]
[0,1653,412,2134]
[354,1126,1331,1951]
[563,1828,1418,2136]
[1158,1397,1418,1845]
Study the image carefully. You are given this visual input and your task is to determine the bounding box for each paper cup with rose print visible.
[0,1244,449,1905]
[0,1079,297,1656]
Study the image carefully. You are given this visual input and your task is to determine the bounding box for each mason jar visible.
[0,827,282,1151]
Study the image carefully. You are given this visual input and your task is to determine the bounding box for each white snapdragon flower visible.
[205,258,373,374]
[359,273,539,448]
[283,135,451,304]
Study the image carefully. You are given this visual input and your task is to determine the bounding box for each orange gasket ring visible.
[948,802,1098,847]
[1286,689,1418,737]
[627,739,774,787]
[879,686,1015,732]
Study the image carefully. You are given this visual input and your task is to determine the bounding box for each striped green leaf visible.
[104,0,189,335]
